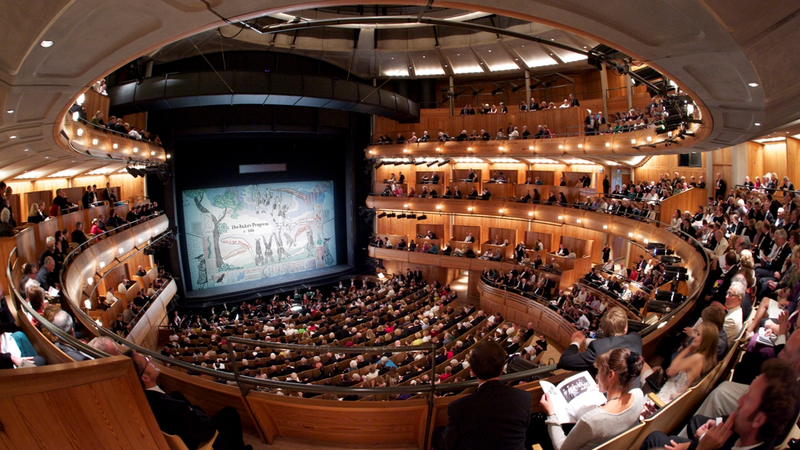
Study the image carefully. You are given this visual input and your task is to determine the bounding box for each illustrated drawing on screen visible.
[182,181,336,291]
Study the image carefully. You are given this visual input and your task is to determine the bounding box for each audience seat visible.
[162,430,217,450]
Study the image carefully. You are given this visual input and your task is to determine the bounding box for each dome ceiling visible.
[147,6,599,80]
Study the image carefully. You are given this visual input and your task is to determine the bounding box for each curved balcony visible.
[366,196,710,352]
[58,113,166,162]
[366,124,709,159]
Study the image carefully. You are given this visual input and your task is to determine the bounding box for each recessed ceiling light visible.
[488,50,491,53]
[39,40,54,48]
[748,83,758,87]
[550,38,555,41]
[45,156,49,159]
[550,54,554,56]
[422,56,425,58]
[754,123,761,126]
[9,135,17,139]
[457,54,460,56]
[515,58,518,61]
[583,46,587,49]
[444,65,448,67]
[6,109,13,114]
[521,45,525,48]
[23,148,28,152]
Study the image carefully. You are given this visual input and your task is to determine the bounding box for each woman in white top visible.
[669,208,682,230]
[541,348,645,450]
[656,321,717,402]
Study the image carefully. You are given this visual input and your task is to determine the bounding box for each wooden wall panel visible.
[787,138,800,191]
[634,153,707,186]
[746,142,763,181]
[374,106,584,141]
[82,89,111,119]
[0,356,170,450]
[763,142,787,180]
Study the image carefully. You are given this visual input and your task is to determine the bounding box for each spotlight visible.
[491,84,504,95]
[397,213,406,219]
[377,212,387,218]
[406,213,416,219]
[427,160,437,167]
[417,214,428,221]
[414,159,426,166]
[375,161,384,168]
[386,213,396,218]
[437,159,448,167]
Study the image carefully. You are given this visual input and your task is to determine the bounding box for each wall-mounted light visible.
[91,138,98,146]
[467,207,473,212]
[77,128,84,137]
[528,212,533,217]
[87,277,94,285]
[84,300,91,309]
[576,219,582,224]
[498,209,504,214]
[605,142,611,148]
[133,147,138,153]
[628,232,634,238]
[557,215,563,221]
[112,143,118,149]
[436,205,442,210]
[603,225,608,230]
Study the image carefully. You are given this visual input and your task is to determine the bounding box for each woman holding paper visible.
[540,348,644,450]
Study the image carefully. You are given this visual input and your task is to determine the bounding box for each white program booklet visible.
[540,371,607,424]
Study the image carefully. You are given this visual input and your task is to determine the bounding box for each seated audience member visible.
[721,282,745,348]
[655,321,718,402]
[71,221,88,246]
[0,209,13,237]
[52,310,88,361]
[640,359,800,450]
[688,326,800,424]
[136,265,147,277]
[126,207,138,222]
[435,341,531,450]
[539,348,644,450]
[36,256,57,292]
[124,349,251,450]
[19,262,38,295]
[27,202,47,224]
[557,307,643,374]
[90,218,104,236]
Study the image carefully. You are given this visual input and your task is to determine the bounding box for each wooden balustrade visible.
[366,125,709,158]
[374,106,584,141]
[63,115,166,162]
[0,356,169,449]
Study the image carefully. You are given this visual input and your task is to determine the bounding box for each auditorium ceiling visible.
[1,0,799,180]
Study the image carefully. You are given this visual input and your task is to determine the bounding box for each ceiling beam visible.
[254,16,590,56]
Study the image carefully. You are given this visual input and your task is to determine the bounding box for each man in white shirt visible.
[722,282,745,348]
[577,310,590,330]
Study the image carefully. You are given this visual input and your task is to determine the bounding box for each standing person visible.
[602,243,611,264]
[602,175,610,197]
[715,173,727,200]
[435,341,531,450]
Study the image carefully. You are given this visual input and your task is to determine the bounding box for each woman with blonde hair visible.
[656,321,718,402]
[738,249,756,288]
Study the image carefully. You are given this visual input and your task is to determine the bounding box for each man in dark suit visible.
[436,341,531,450]
[639,358,800,450]
[125,349,251,450]
[557,307,642,375]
